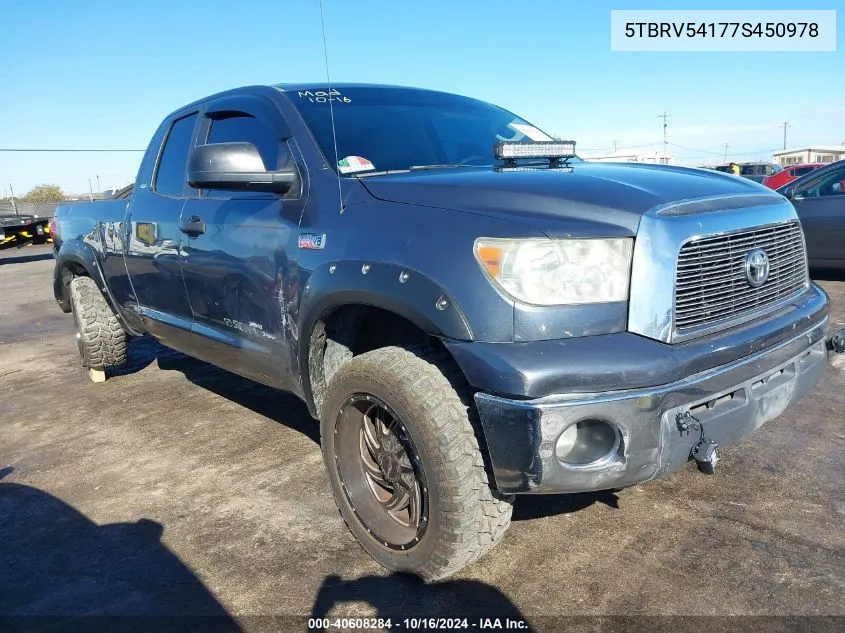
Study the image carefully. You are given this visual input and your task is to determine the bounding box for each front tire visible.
[320,345,513,580]
[69,276,127,373]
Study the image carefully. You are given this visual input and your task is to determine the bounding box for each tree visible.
[21,184,65,203]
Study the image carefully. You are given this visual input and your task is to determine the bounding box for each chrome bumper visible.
[475,319,831,494]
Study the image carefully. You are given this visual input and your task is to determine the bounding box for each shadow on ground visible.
[513,489,620,521]
[0,468,240,632]
[0,250,54,265]
[111,336,319,444]
[311,573,531,630]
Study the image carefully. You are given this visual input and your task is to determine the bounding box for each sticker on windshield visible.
[338,156,375,174]
[509,123,554,142]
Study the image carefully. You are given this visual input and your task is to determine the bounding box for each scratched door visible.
[180,110,306,390]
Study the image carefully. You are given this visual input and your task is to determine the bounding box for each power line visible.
[669,142,726,156]
[0,148,145,152]
[669,142,779,157]
[612,142,661,150]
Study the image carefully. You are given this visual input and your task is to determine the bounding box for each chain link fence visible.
[0,198,100,218]
[0,201,65,219]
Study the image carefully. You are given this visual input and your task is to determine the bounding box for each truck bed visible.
[52,199,130,250]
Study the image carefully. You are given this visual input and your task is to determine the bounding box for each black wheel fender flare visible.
[53,239,137,334]
[297,261,473,414]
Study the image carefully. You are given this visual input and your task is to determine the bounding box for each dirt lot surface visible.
[1,245,844,632]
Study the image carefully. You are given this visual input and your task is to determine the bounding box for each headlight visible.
[474,237,633,305]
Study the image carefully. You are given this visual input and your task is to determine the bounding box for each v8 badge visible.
[299,233,327,250]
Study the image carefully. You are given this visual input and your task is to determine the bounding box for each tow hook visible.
[827,328,845,354]
[692,438,720,475]
[676,411,720,475]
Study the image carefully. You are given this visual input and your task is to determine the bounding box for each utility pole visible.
[658,112,671,164]
[723,143,729,163]
[9,182,18,216]
[780,122,790,150]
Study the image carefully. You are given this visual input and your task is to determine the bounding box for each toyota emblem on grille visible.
[745,248,770,288]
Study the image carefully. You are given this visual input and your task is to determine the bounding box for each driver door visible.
[178,97,306,390]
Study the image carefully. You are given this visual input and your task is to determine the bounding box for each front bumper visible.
[475,318,831,494]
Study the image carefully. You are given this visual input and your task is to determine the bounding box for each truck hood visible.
[359,162,773,237]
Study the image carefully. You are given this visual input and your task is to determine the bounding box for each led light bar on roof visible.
[494,140,577,162]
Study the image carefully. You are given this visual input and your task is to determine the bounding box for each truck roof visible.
[275,82,446,94]
[165,83,469,121]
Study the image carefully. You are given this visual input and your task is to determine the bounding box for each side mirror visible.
[187,142,296,194]
[782,186,795,200]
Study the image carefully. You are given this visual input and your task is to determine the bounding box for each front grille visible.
[674,222,808,332]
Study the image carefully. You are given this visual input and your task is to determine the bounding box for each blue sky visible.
[1,0,842,194]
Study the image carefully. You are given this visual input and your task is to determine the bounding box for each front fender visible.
[297,260,473,413]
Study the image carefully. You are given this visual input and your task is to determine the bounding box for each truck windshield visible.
[289,86,574,175]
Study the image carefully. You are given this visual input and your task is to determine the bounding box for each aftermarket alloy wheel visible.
[69,276,127,371]
[321,345,513,580]
[334,394,428,550]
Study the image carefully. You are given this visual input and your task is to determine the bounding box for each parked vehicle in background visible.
[715,162,783,182]
[763,163,824,190]
[778,159,845,269]
[50,83,843,579]
[738,162,782,184]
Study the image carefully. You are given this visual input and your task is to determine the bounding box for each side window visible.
[154,113,198,197]
[795,165,845,198]
[205,113,294,198]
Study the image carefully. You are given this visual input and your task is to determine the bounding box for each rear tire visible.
[69,276,127,373]
[320,345,513,580]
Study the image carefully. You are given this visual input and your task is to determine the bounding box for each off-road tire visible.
[69,276,127,371]
[320,345,513,580]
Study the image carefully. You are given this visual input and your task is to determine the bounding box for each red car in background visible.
[763,163,825,190]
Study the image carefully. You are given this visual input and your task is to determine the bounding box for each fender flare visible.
[297,260,473,415]
[54,239,139,335]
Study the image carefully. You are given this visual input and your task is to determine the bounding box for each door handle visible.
[179,216,206,236]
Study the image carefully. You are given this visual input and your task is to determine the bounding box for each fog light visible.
[555,419,620,466]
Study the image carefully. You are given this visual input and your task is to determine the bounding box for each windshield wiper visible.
[353,164,474,178]
[353,169,411,178]
[408,164,473,171]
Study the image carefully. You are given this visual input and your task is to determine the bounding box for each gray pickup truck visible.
[51,83,844,580]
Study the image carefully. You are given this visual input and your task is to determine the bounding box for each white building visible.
[772,146,845,166]
[583,151,674,165]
